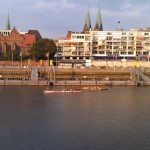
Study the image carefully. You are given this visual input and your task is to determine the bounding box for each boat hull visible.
[44,89,82,94]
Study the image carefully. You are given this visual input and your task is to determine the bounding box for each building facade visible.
[0,13,42,57]
[92,28,150,59]
[0,27,42,56]
[59,7,150,62]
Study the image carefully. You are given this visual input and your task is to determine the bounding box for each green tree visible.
[30,38,56,61]
[0,53,4,60]
[5,50,20,61]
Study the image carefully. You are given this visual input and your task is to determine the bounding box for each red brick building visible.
[0,27,42,56]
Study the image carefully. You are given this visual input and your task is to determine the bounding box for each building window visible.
[6,44,11,53]
[15,44,20,51]
[143,52,149,55]
[129,33,134,35]
[122,37,127,40]
[77,36,84,39]
[121,51,126,54]
[99,51,105,54]
[128,52,133,55]
[106,36,112,40]
[145,33,149,35]
[27,44,32,46]
[128,37,134,40]
[72,36,77,39]
[0,45,2,54]
[144,37,149,40]
[85,36,90,41]
[107,32,112,35]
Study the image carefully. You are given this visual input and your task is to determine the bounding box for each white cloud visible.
[33,0,76,13]
[2,0,150,37]
[102,0,150,19]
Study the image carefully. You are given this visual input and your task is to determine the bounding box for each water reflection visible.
[0,86,150,149]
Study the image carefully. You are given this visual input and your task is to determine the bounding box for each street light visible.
[47,52,50,81]
[11,50,13,67]
[20,52,22,67]
[56,44,59,67]
[56,45,58,67]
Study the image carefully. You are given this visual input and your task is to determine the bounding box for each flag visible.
[40,59,42,65]
[50,60,53,66]
[28,59,31,65]
[133,60,136,66]
[45,52,49,57]
[20,52,22,57]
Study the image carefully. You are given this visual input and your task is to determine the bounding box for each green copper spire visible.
[94,6,103,31]
[6,11,10,30]
[83,9,92,32]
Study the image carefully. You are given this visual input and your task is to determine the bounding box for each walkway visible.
[31,66,38,81]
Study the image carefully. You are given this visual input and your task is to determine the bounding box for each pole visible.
[21,53,22,67]
[48,52,50,82]
[56,45,58,67]
[11,50,13,67]
[54,66,56,82]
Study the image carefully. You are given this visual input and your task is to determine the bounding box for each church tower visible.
[83,9,92,32]
[6,11,11,30]
[94,5,103,31]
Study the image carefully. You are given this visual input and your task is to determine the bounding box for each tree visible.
[5,50,20,61]
[0,53,4,60]
[30,38,56,61]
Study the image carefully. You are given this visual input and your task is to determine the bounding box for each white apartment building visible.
[92,28,150,59]
[59,28,150,61]
[59,31,92,60]
[58,8,150,64]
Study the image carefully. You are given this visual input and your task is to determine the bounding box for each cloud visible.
[1,0,150,38]
[29,0,76,13]
[100,0,150,23]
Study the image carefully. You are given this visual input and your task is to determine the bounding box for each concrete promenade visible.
[92,60,150,68]
[0,59,150,68]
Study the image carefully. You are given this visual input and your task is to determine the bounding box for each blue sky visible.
[0,0,150,38]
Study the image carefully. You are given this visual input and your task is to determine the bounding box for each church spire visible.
[6,10,10,30]
[83,9,92,32]
[94,4,103,31]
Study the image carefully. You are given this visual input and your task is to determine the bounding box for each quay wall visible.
[0,80,149,86]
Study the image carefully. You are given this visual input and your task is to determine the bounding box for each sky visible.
[1,0,150,38]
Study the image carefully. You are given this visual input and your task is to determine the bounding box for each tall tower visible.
[6,11,10,30]
[83,9,92,32]
[94,5,103,31]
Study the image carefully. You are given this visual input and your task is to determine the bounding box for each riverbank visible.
[0,80,150,86]
[1,61,150,86]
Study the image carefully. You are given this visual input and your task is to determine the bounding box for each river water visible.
[0,86,150,150]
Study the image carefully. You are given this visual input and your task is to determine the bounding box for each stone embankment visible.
[0,67,150,86]
[0,80,150,86]
[0,67,31,79]
[1,60,150,86]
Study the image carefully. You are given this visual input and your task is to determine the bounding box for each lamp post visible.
[11,50,13,68]
[47,52,50,82]
[56,44,59,67]
[20,52,22,67]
